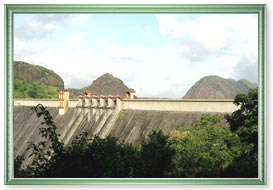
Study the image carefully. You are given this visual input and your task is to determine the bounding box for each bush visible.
[223,88,258,177]
[169,115,241,177]
[135,131,175,177]
[27,89,38,98]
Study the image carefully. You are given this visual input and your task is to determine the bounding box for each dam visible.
[13,90,239,158]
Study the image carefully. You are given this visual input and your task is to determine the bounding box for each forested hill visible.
[183,75,257,99]
[14,61,64,99]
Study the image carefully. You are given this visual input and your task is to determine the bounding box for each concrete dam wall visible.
[14,106,120,157]
[14,106,229,158]
[14,98,238,112]
[122,99,238,113]
[14,97,238,161]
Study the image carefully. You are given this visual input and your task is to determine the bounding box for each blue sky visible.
[14,14,258,98]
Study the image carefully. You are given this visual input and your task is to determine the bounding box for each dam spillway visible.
[13,103,232,158]
[14,106,120,157]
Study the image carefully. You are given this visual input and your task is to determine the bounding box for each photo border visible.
[4,4,266,185]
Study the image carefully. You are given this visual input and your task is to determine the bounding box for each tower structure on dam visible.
[58,90,70,115]
[125,89,136,99]
[75,93,122,111]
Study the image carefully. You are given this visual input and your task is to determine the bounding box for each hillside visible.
[69,73,131,98]
[14,61,64,99]
[183,75,257,99]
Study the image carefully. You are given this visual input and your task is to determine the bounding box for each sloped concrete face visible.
[13,106,227,162]
[108,110,227,144]
[13,106,119,157]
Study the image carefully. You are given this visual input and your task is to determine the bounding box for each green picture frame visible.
[4,4,266,185]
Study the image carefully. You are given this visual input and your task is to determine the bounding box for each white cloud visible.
[156,14,258,83]
[157,15,180,37]
[14,38,41,61]
[70,14,89,27]
[104,45,143,61]
[65,32,88,48]
[156,14,257,51]
[220,56,238,69]
[14,14,90,40]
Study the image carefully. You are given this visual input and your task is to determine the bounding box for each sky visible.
[14,13,258,98]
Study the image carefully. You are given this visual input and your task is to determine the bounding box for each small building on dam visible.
[13,90,239,158]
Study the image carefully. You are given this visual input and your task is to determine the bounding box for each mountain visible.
[14,61,64,98]
[84,73,130,97]
[183,75,257,99]
[14,61,132,99]
[68,73,131,99]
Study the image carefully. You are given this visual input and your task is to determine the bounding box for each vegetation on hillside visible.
[14,61,64,99]
[14,88,258,178]
[14,79,61,99]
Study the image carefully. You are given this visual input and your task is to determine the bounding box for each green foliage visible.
[135,131,175,177]
[14,61,64,88]
[27,89,38,98]
[169,115,241,177]
[39,130,174,178]
[14,79,60,99]
[223,88,258,177]
[45,133,139,178]
[14,104,64,177]
[14,155,27,177]
[31,104,64,153]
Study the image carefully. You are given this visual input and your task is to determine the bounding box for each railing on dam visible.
[14,98,239,113]
[14,97,122,110]
[121,99,239,113]
[14,99,78,108]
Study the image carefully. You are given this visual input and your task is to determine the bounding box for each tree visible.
[223,88,258,177]
[27,89,38,98]
[169,115,241,178]
[135,131,175,177]
[44,133,139,178]
[14,104,64,177]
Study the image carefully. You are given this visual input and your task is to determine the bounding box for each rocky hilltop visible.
[14,61,132,99]
[84,73,130,97]
[69,73,131,98]
[14,61,64,98]
[14,61,64,88]
[183,75,257,99]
